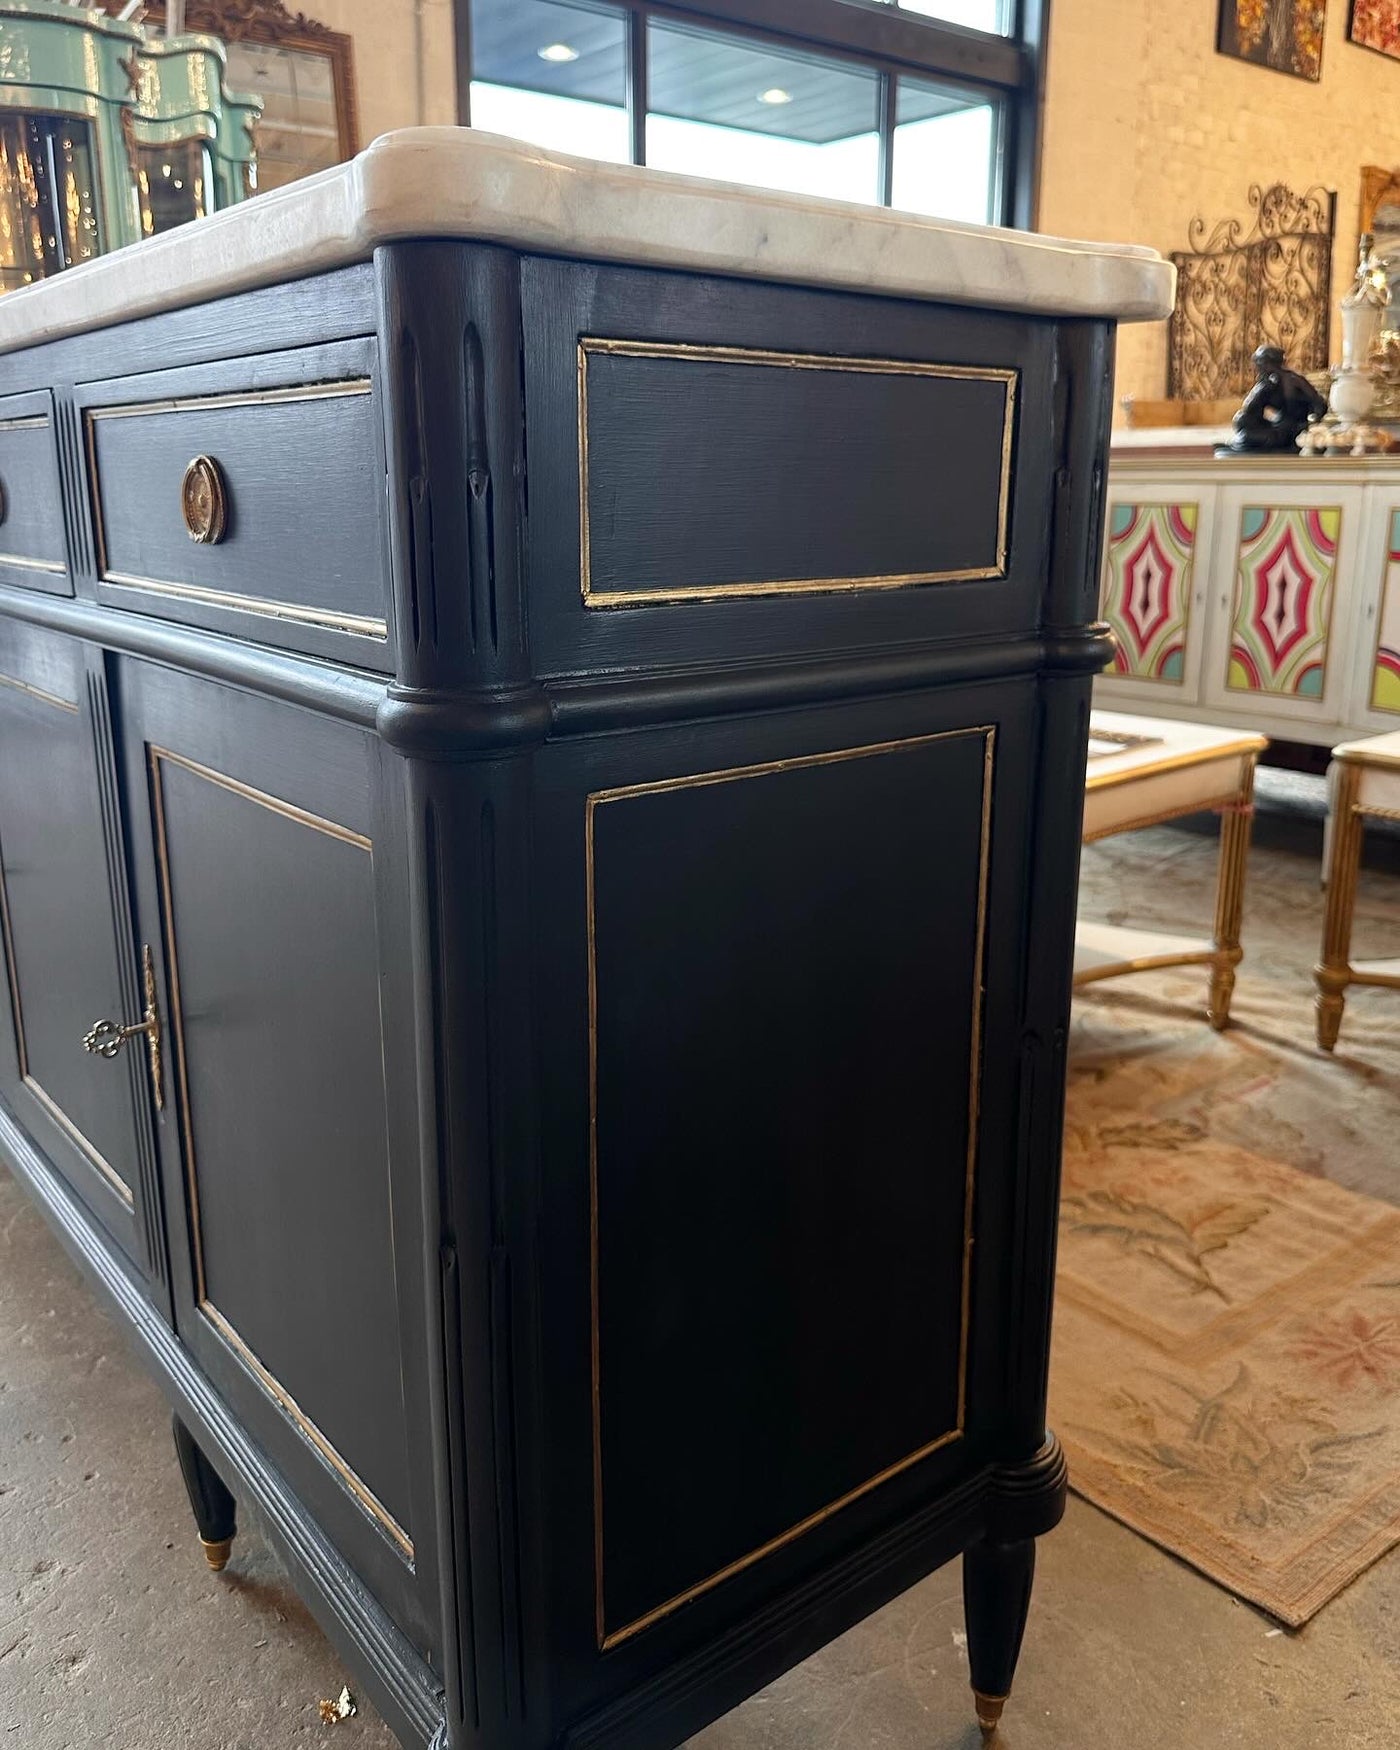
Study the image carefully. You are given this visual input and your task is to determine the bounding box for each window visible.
[893,78,999,225]
[646,21,880,205]
[462,0,1043,229]
[469,0,630,165]
[881,0,1012,32]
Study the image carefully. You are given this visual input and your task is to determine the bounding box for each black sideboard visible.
[0,137,1168,1749]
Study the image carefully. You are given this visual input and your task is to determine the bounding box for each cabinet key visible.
[79,944,165,1110]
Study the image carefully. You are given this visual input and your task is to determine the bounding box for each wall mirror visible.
[147,0,359,194]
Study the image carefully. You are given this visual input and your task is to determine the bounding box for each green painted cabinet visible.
[0,0,259,290]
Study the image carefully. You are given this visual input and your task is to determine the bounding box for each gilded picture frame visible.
[146,0,358,193]
[1360,164,1400,285]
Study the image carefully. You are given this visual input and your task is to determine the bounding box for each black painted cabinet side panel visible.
[590,728,987,1642]
[520,677,1039,1738]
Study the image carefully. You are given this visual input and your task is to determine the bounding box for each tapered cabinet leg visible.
[963,1537,1036,1736]
[172,1415,237,1572]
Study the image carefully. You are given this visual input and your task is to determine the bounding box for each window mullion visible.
[628,8,649,165]
[877,69,896,208]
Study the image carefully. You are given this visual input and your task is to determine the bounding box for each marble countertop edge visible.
[0,128,1176,356]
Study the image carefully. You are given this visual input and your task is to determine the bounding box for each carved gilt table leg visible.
[172,1414,237,1572]
[1207,763,1259,1031]
[1315,761,1364,1051]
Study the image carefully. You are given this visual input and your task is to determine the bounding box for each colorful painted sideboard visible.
[0,0,260,290]
[1096,450,1400,745]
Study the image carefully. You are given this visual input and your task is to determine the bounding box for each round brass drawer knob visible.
[181,454,228,545]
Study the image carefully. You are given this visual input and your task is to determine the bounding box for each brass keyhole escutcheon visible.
[81,944,165,1111]
[181,454,228,545]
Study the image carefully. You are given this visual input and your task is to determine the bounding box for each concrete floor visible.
[6,1135,1399,1749]
[4,800,1400,1749]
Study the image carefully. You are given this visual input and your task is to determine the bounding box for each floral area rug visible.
[1054,809,1400,1624]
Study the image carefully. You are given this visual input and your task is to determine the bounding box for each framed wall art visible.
[1350,1,1400,59]
[1217,0,1327,81]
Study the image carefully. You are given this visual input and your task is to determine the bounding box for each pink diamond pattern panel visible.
[1227,506,1339,699]
[1102,503,1195,683]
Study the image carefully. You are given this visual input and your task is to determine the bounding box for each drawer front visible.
[0,390,71,596]
[521,257,1056,677]
[580,338,1014,607]
[82,341,390,666]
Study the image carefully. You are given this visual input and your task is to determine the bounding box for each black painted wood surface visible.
[81,338,391,664]
[580,341,1011,601]
[0,619,155,1273]
[589,727,989,1644]
[0,389,70,595]
[0,234,1119,1750]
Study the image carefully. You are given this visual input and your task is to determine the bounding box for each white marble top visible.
[0,128,1174,355]
[1085,710,1267,791]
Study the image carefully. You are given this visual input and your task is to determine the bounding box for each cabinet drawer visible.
[81,341,390,666]
[520,258,1053,678]
[0,390,71,596]
[579,338,1016,608]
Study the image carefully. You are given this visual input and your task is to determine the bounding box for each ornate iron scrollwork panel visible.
[1168,184,1335,402]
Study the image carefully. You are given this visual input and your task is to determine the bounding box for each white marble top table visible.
[0,127,1174,355]
[1083,710,1268,842]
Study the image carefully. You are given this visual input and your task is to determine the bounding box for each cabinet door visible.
[0,621,162,1280]
[1096,485,1214,706]
[1199,484,1363,733]
[112,659,437,1655]
[1344,490,1400,735]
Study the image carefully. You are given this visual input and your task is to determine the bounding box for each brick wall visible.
[1040,0,1400,414]
[304,0,458,145]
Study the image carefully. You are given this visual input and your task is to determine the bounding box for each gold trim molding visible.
[0,554,68,577]
[102,573,387,640]
[585,724,995,1648]
[578,338,1017,608]
[147,746,409,1560]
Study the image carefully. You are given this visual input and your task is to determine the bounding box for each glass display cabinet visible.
[0,0,260,290]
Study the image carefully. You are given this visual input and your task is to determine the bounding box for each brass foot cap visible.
[974,1691,1008,1735]
[200,1536,234,1572]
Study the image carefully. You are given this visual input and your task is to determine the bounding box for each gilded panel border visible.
[585,724,996,1648]
[578,337,1017,608]
[84,381,386,641]
[147,745,411,1563]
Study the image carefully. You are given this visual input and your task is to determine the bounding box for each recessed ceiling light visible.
[758,87,793,105]
[538,42,580,63]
